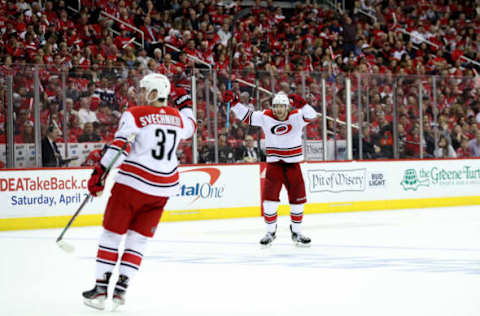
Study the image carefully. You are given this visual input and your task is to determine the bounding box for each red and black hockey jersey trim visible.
[240,109,254,125]
[118,160,179,188]
[108,136,131,157]
[174,93,192,110]
[266,145,303,158]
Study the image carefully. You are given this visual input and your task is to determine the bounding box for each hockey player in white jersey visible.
[223,90,317,246]
[82,73,196,310]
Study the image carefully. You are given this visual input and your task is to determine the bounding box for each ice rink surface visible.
[1,205,480,316]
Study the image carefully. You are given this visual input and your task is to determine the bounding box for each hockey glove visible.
[288,94,306,109]
[88,163,107,197]
[174,91,192,110]
[222,90,238,105]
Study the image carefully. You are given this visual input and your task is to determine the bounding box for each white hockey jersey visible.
[231,103,317,163]
[101,105,196,197]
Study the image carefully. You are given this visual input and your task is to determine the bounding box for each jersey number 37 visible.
[152,128,177,161]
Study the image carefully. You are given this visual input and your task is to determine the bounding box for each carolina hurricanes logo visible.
[270,123,292,135]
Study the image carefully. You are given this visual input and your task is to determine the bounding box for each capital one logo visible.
[178,167,224,203]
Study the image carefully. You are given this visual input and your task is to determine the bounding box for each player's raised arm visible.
[289,94,318,122]
[223,90,264,127]
[171,85,197,140]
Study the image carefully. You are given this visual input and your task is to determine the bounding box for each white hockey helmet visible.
[271,92,290,107]
[139,73,171,104]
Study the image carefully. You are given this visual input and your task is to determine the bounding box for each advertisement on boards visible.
[301,162,387,204]
[0,169,110,218]
[166,164,260,210]
[0,164,260,219]
[303,160,480,204]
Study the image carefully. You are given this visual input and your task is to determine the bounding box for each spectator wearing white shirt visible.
[392,41,406,60]
[16,0,31,12]
[77,97,98,128]
[217,22,232,47]
[410,25,427,45]
[60,98,78,122]
[136,49,151,69]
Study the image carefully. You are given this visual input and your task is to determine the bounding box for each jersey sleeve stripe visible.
[109,138,131,156]
[303,116,315,123]
[241,110,253,125]
[108,145,129,157]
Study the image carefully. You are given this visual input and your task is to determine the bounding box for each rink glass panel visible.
[1,64,479,169]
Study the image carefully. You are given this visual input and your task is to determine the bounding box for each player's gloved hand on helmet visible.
[88,163,107,197]
[222,90,238,105]
[288,94,307,109]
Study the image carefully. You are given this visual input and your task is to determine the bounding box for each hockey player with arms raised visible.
[82,73,196,310]
[223,90,317,246]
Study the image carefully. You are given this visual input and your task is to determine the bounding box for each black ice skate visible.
[112,274,129,311]
[290,225,311,247]
[259,231,276,246]
[82,272,112,310]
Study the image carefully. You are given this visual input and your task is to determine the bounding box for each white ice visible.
[1,205,480,316]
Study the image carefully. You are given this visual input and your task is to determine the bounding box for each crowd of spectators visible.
[1,0,480,166]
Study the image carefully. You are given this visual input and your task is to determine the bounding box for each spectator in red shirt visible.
[15,120,35,144]
[139,15,159,45]
[456,138,473,158]
[69,115,84,140]
[81,145,107,166]
[96,104,115,127]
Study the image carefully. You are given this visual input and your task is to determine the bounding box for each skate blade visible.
[294,242,311,248]
[260,242,273,248]
[83,298,106,310]
[112,298,125,311]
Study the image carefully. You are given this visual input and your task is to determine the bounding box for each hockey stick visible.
[235,78,273,95]
[226,8,251,129]
[56,134,136,253]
